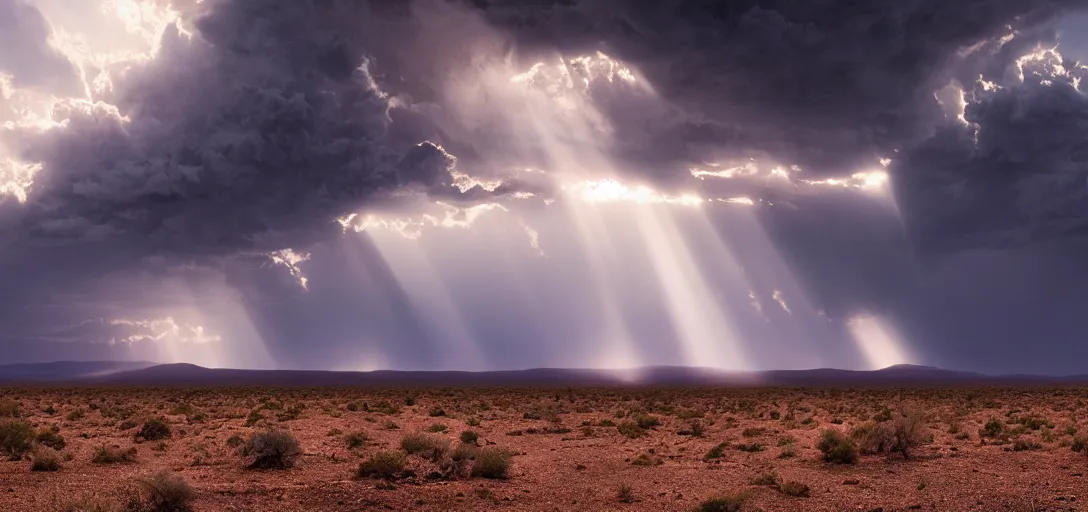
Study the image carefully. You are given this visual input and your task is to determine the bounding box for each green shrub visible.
[356,451,407,480]
[244,430,301,469]
[460,430,480,444]
[427,423,447,433]
[981,418,1004,438]
[0,420,34,460]
[137,418,171,441]
[816,429,858,464]
[470,448,511,479]
[617,421,646,439]
[344,431,367,449]
[35,427,66,451]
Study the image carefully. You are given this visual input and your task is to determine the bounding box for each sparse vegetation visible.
[0,420,35,460]
[816,429,858,464]
[344,430,367,449]
[244,430,301,469]
[459,430,480,444]
[617,483,635,503]
[136,417,171,441]
[695,491,750,512]
[400,432,449,461]
[30,444,61,471]
[92,445,138,464]
[470,447,511,479]
[35,427,66,450]
[0,384,1083,510]
[130,471,196,512]
[356,451,408,480]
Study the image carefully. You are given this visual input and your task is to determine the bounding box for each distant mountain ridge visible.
[1,361,1086,386]
[0,360,158,382]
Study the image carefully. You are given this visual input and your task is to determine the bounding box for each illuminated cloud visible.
[109,317,221,345]
[562,178,703,207]
[338,202,508,239]
[0,158,40,203]
[267,248,311,291]
[772,290,792,316]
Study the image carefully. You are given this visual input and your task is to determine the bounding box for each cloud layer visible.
[1,0,1087,373]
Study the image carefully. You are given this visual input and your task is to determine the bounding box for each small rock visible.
[843,479,860,485]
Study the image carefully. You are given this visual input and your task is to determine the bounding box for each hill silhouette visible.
[3,361,1086,387]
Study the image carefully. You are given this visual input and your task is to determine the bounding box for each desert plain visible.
[1,386,1087,511]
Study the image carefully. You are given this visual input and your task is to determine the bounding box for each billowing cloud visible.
[1,0,1087,374]
[0,0,83,96]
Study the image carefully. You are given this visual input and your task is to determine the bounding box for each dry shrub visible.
[777,480,811,497]
[851,421,895,455]
[35,427,66,451]
[244,430,301,469]
[816,429,858,464]
[136,418,171,442]
[0,419,34,460]
[695,491,750,512]
[0,399,20,418]
[344,431,367,449]
[92,445,138,464]
[470,448,511,479]
[400,432,449,461]
[57,495,113,512]
[30,444,61,471]
[128,471,196,512]
[356,451,407,480]
[851,407,928,459]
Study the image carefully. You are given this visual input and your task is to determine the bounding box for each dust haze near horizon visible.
[2,0,1088,375]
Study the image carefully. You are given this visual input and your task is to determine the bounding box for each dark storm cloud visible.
[3,0,1088,371]
[895,49,1088,254]
[0,0,82,96]
[3,0,513,258]
[470,0,1085,176]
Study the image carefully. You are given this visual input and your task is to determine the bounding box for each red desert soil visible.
[1,387,1086,511]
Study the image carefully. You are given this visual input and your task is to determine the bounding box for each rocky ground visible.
[0,386,1086,511]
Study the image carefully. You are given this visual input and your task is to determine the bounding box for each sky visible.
[1,0,1087,375]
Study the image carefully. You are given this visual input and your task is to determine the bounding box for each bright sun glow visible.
[563,178,703,207]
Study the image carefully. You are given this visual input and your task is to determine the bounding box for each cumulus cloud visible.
[896,43,1088,253]
[0,0,83,97]
[2,0,517,259]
